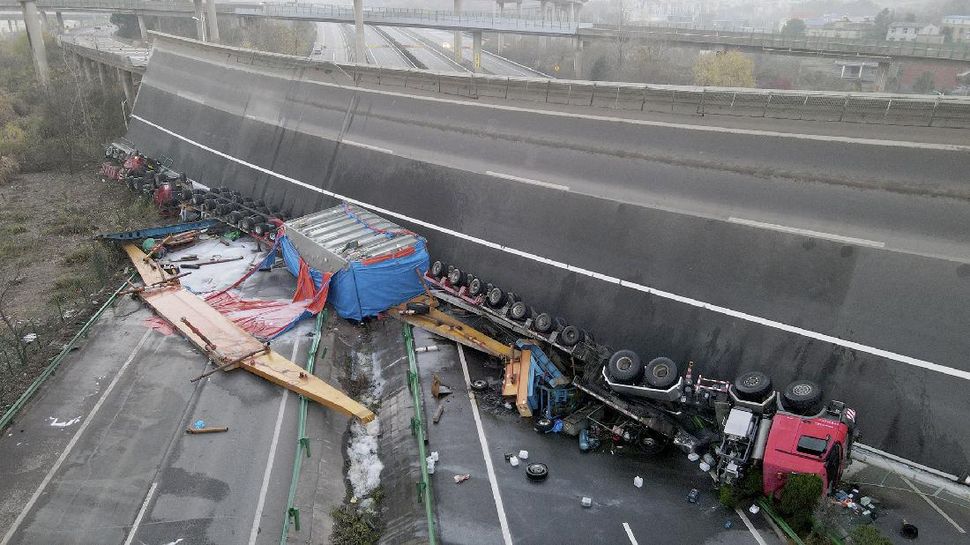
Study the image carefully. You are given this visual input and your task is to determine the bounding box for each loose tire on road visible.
[534,417,554,433]
[559,325,581,347]
[644,357,679,389]
[607,350,643,384]
[525,463,549,481]
[734,371,773,402]
[783,379,822,415]
[470,379,488,392]
[532,313,553,334]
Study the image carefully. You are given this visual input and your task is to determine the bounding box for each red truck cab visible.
[762,411,853,497]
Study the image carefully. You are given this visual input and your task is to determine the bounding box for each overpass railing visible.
[590,24,970,61]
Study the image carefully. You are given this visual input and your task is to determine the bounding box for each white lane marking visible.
[734,506,769,545]
[122,481,158,545]
[128,114,970,383]
[247,337,300,545]
[456,344,513,545]
[341,139,394,155]
[622,522,639,545]
[1,329,154,545]
[902,476,967,533]
[486,170,570,191]
[151,43,970,152]
[728,217,885,248]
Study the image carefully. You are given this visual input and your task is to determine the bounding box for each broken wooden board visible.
[125,244,375,424]
[515,348,533,418]
[392,296,513,360]
[123,243,170,285]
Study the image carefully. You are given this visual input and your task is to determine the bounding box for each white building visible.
[886,22,944,44]
[942,15,970,43]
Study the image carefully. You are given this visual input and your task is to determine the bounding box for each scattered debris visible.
[748,504,760,514]
[509,455,520,467]
[21,333,37,344]
[432,404,445,424]
[470,379,488,392]
[414,345,439,353]
[347,420,384,499]
[431,374,452,398]
[633,476,643,488]
[48,416,80,428]
[687,488,700,503]
[518,450,529,460]
[453,474,471,484]
[581,497,592,508]
[900,521,918,539]
[186,426,229,434]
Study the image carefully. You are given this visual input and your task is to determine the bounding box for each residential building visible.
[942,15,970,43]
[886,22,944,44]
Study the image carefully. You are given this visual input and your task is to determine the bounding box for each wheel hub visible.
[793,383,813,396]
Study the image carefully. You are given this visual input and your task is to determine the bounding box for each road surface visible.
[311,21,348,63]
[379,26,466,72]
[408,27,549,77]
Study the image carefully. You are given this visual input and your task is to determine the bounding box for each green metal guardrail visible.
[0,274,134,432]
[756,497,807,545]
[279,310,327,544]
[403,323,438,545]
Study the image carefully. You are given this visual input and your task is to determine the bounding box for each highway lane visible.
[311,22,348,63]
[408,27,548,77]
[362,24,412,68]
[127,43,970,471]
[380,26,467,72]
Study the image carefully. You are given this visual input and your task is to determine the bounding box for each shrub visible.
[719,485,739,509]
[849,525,892,545]
[777,473,824,534]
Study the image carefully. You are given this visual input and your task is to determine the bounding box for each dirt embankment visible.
[0,168,161,415]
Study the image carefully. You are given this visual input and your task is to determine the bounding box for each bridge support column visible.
[573,37,584,78]
[118,68,134,105]
[874,61,892,92]
[137,15,148,41]
[472,31,482,72]
[193,0,206,41]
[83,57,95,81]
[353,0,365,63]
[20,0,48,85]
[568,2,575,23]
[453,0,463,64]
[54,11,64,33]
[96,60,106,86]
[497,2,504,53]
[205,0,219,43]
[7,20,13,32]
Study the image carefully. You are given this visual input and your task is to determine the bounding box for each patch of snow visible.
[346,419,383,505]
[48,416,81,428]
[21,333,37,344]
[167,238,261,294]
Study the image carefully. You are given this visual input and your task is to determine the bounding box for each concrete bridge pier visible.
[137,15,148,41]
[54,11,63,33]
[7,19,13,32]
[192,0,205,40]
[453,0,463,63]
[20,0,48,85]
[472,30,482,72]
[118,67,134,105]
[96,60,106,86]
[573,36,584,78]
[82,56,94,81]
[496,1,504,53]
[353,0,364,63]
[874,61,893,92]
[205,0,219,43]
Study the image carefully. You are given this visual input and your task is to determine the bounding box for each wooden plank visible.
[515,348,533,417]
[392,298,513,360]
[125,244,375,423]
[123,243,169,285]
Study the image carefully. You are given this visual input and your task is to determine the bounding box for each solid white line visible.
[122,481,158,545]
[456,344,514,545]
[622,522,639,545]
[902,477,967,533]
[728,217,885,248]
[486,170,570,191]
[341,139,394,155]
[127,114,970,383]
[152,43,970,152]
[247,337,300,545]
[734,506,769,545]
[1,329,154,545]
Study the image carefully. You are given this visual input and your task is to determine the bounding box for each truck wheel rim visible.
[793,384,813,396]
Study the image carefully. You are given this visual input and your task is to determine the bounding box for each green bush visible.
[849,525,892,545]
[777,473,824,535]
[719,485,739,509]
[330,505,382,545]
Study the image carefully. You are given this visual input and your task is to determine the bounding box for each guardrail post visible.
[762,92,772,117]
[839,96,849,122]
[698,88,705,115]
[928,98,939,127]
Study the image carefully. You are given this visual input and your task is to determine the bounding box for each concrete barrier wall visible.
[124,35,970,477]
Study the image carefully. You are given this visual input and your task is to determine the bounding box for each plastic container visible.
[581,497,592,508]
[509,456,520,467]
[518,450,529,460]
[633,476,644,488]
[426,456,436,475]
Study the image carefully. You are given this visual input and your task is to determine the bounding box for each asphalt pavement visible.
[381,26,467,73]
[312,22,349,63]
[408,27,549,77]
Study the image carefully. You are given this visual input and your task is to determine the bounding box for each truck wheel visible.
[534,418,554,433]
[636,428,669,456]
[783,380,822,415]
[485,287,506,308]
[448,267,466,286]
[559,325,581,347]
[734,371,772,401]
[525,463,549,481]
[553,316,568,332]
[509,301,530,321]
[467,277,484,297]
[227,211,243,225]
[644,357,679,389]
[607,350,643,384]
[532,313,553,333]
[430,260,447,278]
[470,379,488,392]
[506,291,520,303]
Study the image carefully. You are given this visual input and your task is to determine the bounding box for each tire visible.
[559,325,581,347]
[644,357,679,389]
[430,260,447,278]
[783,380,822,415]
[467,277,484,297]
[734,371,773,402]
[509,301,530,321]
[532,313,553,334]
[525,463,549,481]
[635,429,669,456]
[227,211,243,225]
[470,379,488,392]
[485,287,506,308]
[553,316,568,332]
[506,291,520,303]
[448,267,466,287]
[607,350,643,384]
[533,418,554,433]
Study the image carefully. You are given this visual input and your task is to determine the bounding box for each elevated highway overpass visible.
[75,33,970,478]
